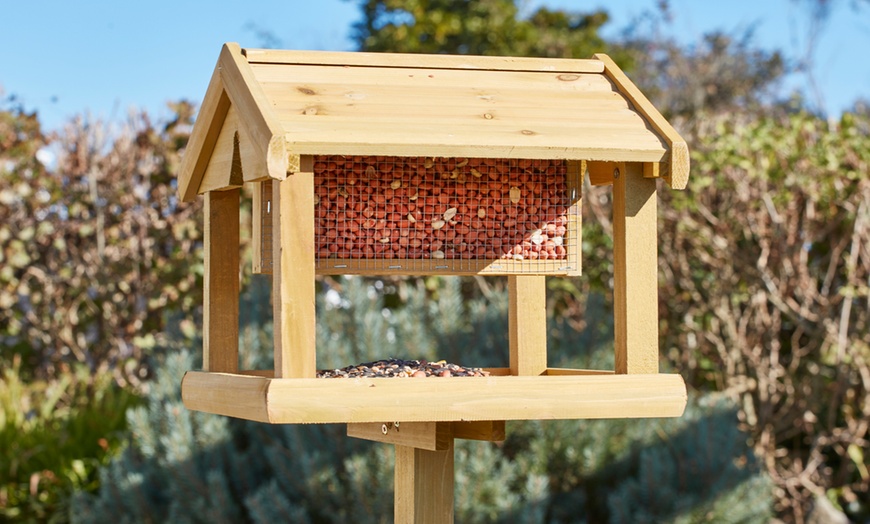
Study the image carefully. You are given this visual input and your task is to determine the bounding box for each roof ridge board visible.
[242,47,605,74]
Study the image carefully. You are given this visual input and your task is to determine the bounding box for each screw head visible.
[613,168,620,179]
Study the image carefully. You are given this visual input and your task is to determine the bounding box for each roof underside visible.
[248,60,667,161]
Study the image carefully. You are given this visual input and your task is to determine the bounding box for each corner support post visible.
[612,163,659,374]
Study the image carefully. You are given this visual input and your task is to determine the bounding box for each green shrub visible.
[0,357,140,522]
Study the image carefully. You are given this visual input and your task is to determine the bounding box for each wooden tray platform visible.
[182,369,687,424]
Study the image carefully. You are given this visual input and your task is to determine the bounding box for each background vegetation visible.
[2,1,868,522]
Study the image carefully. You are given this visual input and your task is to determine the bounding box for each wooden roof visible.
[178,43,689,202]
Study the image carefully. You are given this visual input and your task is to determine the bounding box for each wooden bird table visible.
[176,43,690,523]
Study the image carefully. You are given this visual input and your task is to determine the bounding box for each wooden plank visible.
[593,53,690,190]
[243,47,605,74]
[315,258,578,276]
[452,421,505,442]
[203,189,240,373]
[251,180,264,274]
[219,42,288,180]
[587,160,620,187]
[262,89,636,119]
[347,421,505,447]
[257,85,637,125]
[177,62,230,202]
[181,372,270,422]
[281,125,667,163]
[270,105,649,131]
[509,276,548,376]
[251,181,273,274]
[347,421,452,451]
[278,119,664,146]
[252,63,614,94]
[272,159,316,378]
[545,368,615,376]
[395,442,454,524]
[181,372,688,423]
[612,163,660,374]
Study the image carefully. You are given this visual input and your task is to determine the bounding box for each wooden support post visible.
[508,275,547,376]
[612,163,659,374]
[395,439,455,524]
[251,181,273,274]
[203,189,240,373]
[272,157,316,378]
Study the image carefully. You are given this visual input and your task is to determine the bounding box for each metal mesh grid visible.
[313,155,577,274]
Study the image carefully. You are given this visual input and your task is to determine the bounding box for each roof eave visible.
[177,57,231,202]
[178,43,288,202]
[592,53,690,190]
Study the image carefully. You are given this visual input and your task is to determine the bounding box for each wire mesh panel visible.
[312,155,580,275]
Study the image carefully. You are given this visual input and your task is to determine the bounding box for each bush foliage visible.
[659,110,870,518]
[0,104,202,383]
[0,356,139,522]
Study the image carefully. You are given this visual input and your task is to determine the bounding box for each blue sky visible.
[1,0,868,132]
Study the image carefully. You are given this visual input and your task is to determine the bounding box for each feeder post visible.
[395,439,455,524]
[612,162,659,374]
[203,188,240,373]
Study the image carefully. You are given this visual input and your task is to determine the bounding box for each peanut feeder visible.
[176,43,690,523]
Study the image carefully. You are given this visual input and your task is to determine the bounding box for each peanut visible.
[312,156,571,263]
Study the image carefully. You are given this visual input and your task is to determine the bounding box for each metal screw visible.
[393,422,400,432]
[613,168,620,179]
[381,424,388,435]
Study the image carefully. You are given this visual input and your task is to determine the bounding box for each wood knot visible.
[297,86,316,95]
[557,74,580,81]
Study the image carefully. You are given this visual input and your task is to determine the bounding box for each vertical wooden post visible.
[272,157,316,378]
[395,439,455,524]
[612,162,659,374]
[203,189,240,373]
[508,275,547,376]
[251,181,273,274]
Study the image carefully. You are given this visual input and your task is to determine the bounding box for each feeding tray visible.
[176,43,689,426]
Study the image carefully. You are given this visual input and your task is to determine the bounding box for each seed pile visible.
[313,155,571,261]
[316,358,491,378]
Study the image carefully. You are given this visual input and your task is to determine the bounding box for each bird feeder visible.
[177,43,689,522]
